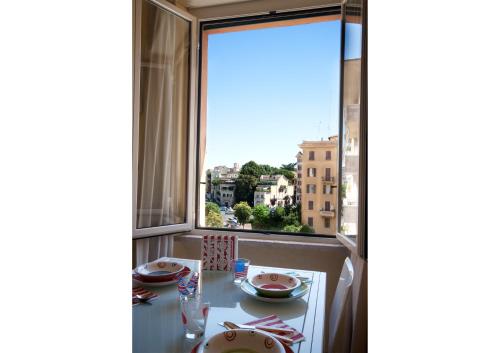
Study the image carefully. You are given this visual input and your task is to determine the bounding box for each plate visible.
[135,260,185,282]
[132,266,190,287]
[240,279,309,303]
[197,329,285,353]
[249,273,301,298]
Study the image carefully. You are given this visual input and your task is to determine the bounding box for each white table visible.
[133,257,326,353]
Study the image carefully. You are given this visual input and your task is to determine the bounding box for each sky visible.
[205,20,361,170]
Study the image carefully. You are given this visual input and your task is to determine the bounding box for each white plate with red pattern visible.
[249,273,301,298]
[197,329,285,353]
[241,279,309,303]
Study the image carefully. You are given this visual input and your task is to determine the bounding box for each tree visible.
[234,202,252,228]
[239,161,262,177]
[283,224,301,233]
[299,224,315,233]
[234,174,258,206]
[269,206,285,227]
[205,202,220,217]
[252,204,270,229]
[281,163,296,171]
[206,210,223,228]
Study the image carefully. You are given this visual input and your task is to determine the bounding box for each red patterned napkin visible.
[244,315,305,344]
[132,287,158,306]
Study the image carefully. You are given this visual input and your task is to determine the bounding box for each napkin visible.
[244,315,305,344]
[132,287,158,306]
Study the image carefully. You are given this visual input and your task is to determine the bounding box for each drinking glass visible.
[232,258,250,284]
[180,296,210,339]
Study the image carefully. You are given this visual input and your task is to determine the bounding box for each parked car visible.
[219,206,227,213]
[226,207,234,214]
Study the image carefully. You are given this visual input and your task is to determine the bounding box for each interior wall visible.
[173,234,349,351]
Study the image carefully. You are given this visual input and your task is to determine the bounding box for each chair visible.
[201,234,238,271]
[328,257,354,353]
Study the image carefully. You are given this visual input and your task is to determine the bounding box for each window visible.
[308,217,314,227]
[326,151,332,160]
[195,6,343,237]
[325,167,331,180]
[133,0,195,237]
[308,201,314,210]
[324,218,330,228]
[323,184,334,195]
[325,201,331,211]
[307,184,316,194]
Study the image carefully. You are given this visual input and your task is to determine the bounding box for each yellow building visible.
[298,136,338,235]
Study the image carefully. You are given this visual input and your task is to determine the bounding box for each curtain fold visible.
[133,235,171,268]
[136,0,190,229]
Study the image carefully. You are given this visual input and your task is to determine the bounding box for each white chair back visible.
[328,257,354,353]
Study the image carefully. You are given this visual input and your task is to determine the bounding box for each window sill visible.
[188,227,343,246]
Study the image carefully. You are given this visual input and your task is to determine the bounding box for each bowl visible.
[248,273,301,298]
[134,260,184,283]
[197,329,285,353]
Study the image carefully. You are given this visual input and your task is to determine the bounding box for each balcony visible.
[319,208,336,218]
[321,176,337,186]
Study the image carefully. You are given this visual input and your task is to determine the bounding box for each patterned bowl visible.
[249,273,301,298]
[134,260,184,283]
[197,329,285,353]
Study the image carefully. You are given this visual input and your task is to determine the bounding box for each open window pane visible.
[198,12,342,236]
[339,0,364,243]
[134,0,191,230]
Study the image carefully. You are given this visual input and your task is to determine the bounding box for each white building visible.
[253,175,294,207]
[213,180,236,207]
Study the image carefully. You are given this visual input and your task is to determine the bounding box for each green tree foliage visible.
[234,174,258,206]
[212,177,222,186]
[252,204,270,229]
[206,210,223,228]
[281,163,296,171]
[283,224,301,233]
[299,224,315,233]
[205,202,220,217]
[269,206,286,227]
[234,202,252,228]
[239,161,262,178]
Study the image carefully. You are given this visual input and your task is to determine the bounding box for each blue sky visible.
[205,20,361,169]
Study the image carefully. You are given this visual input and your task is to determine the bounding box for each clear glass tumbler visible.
[180,296,210,339]
[232,258,250,284]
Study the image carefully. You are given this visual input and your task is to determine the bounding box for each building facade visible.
[213,180,236,207]
[254,175,294,207]
[295,152,303,205]
[298,136,338,235]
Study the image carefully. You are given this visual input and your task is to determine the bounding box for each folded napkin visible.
[132,287,158,306]
[244,315,305,344]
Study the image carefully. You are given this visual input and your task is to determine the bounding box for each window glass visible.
[340,0,363,240]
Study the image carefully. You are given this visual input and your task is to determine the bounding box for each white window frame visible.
[132,0,199,239]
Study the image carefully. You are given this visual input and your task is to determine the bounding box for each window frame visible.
[132,0,199,239]
[193,6,346,240]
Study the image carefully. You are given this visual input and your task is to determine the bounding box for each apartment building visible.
[213,179,236,207]
[254,175,294,207]
[298,136,338,235]
[209,163,240,205]
[295,152,303,204]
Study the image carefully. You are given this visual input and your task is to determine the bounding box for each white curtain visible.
[133,235,171,268]
[136,0,190,229]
